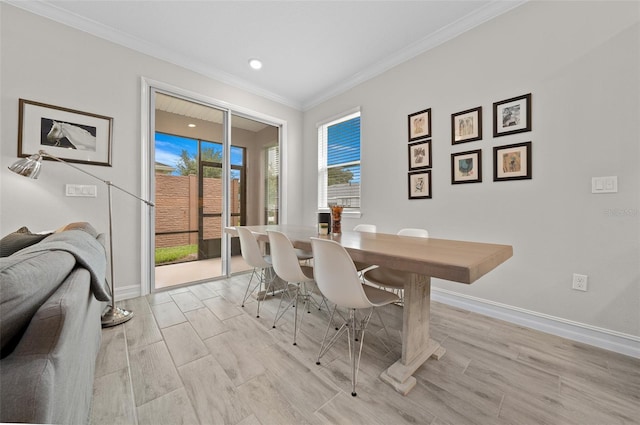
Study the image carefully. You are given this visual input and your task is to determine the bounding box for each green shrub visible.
[155,244,198,265]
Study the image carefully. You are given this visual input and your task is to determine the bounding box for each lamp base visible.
[101,305,134,327]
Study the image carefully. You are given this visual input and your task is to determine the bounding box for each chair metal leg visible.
[241,268,261,307]
[347,309,373,397]
[316,307,373,397]
[273,281,325,346]
[256,267,276,318]
[292,285,301,345]
[272,283,296,329]
[298,282,327,313]
[316,305,347,364]
[293,282,320,345]
[272,282,311,346]
[317,293,330,311]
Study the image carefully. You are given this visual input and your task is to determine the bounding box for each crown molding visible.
[7,0,526,112]
[5,0,303,110]
[301,0,527,110]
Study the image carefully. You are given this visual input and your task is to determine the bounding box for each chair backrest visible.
[353,224,377,233]
[267,230,313,283]
[397,228,429,238]
[236,227,270,269]
[310,237,373,309]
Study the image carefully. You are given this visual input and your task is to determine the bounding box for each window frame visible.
[317,108,362,218]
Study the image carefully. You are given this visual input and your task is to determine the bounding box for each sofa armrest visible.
[0,250,76,356]
[0,268,103,425]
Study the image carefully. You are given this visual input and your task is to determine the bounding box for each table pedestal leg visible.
[380,273,446,395]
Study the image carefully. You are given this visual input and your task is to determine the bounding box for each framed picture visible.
[18,99,113,166]
[451,149,482,184]
[493,141,532,181]
[408,140,432,170]
[451,106,482,144]
[408,170,432,199]
[408,108,431,141]
[493,93,531,137]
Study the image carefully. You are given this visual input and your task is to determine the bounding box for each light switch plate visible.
[66,184,97,197]
[591,176,617,193]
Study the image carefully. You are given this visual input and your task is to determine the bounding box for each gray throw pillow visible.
[0,227,51,257]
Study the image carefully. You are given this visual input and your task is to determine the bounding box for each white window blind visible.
[265,144,279,224]
[317,110,361,210]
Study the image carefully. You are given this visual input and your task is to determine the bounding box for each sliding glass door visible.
[228,114,281,274]
[150,90,280,290]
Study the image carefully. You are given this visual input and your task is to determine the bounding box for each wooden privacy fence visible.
[155,174,240,248]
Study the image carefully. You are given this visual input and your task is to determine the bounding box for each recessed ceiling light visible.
[188,123,196,128]
[248,58,263,70]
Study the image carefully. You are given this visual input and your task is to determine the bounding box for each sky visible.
[155,132,243,175]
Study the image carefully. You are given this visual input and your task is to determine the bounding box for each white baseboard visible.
[114,282,639,359]
[431,288,640,359]
[116,285,142,302]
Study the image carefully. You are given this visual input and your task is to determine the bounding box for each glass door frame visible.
[198,144,247,259]
[140,77,286,296]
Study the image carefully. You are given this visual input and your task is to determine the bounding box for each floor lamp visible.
[8,149,154,327]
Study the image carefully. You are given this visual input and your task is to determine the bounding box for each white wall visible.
[0,4,303,295]
[303,1,640,342]
[2,1,639,354]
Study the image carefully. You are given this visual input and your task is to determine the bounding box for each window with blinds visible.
[318,110,361,210]
[265,144,279,224]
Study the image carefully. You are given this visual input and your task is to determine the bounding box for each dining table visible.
[224,224,513,395]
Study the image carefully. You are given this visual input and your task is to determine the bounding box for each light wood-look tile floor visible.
[154,256,252,289]
[91,273,640,425]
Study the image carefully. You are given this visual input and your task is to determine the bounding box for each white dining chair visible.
[310,237,399,397]
[352,224,377,274]
[363,228,429,304]
[397,228,429,238]
[294,248,313,264]
[236,227,275,318]
[353,224,377,233]
[267,230,321,346]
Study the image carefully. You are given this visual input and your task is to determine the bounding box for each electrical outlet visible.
[572,273,588,291]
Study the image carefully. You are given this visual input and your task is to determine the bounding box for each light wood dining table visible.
[225,224,513,395]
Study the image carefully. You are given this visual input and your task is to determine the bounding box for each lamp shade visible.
[8,152,43,179]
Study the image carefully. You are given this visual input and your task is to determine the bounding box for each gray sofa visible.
[0,224,111,424]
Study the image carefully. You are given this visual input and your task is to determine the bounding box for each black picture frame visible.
[408,108,431,141]
[408,140,432,171]
[451,149,482,184]
[451,106,482,144]
[408,170,432,199]
[18,99,113,166]
[493,93,532,137]
[493,141,532,181]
